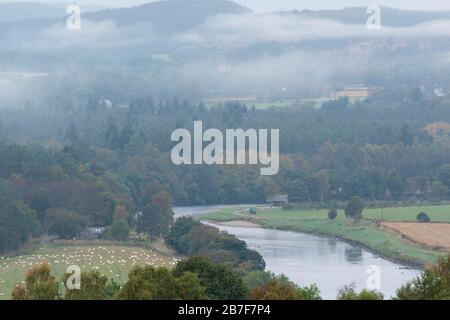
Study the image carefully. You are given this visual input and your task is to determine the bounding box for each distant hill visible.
[287,7,450,27]
[0,2,65,24]
[4,2,450,33]
[84,0,250,32]
[0,0,250,34]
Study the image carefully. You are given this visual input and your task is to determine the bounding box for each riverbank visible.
[212,220,261,228]
[199,207,447,267]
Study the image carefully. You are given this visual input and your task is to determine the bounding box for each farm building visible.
[80,227,106,240]
[268,195,288,207]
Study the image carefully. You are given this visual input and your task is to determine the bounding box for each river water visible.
[173,206,421,300]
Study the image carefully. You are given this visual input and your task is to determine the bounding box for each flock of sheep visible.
[0,245,181,298]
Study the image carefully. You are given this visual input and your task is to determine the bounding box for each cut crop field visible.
[0,243,179,300]
[381,221,450,251]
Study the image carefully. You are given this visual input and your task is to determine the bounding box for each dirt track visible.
[381,221,450,251]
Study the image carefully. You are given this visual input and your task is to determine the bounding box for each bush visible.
[416,212,431,222]
[328,208,338,220]
[337,284,383,300]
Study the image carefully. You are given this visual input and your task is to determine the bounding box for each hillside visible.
[289,7,450,27]
[86,0,250,32]
[0,2,65,24]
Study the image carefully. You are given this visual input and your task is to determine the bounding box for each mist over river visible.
[174,206,421,300]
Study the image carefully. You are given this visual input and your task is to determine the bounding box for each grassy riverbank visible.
[199,206,449,267]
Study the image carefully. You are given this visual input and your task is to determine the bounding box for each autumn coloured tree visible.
[249,277,321,300]
[12,263,59,300]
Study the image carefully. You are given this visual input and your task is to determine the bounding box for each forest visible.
[1,84,450,253]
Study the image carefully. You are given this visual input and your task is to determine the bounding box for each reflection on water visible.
[173,206,422,300]
[206,223,421,300]
[345,246,363,263]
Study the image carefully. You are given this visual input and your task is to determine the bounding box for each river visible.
[173,206,421,300]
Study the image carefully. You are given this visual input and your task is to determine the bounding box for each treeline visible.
[2,87,450,207]
[2,86,450,251]
[0,142,174,253]
[165,217,265,272]
[12,255,450,300]
[11,257,320,301]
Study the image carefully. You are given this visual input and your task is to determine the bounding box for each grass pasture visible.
[0,243,179,300]
[363,205,450,223]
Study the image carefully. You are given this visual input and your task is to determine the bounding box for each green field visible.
[205,96,365,110]
[203,100,297,110]
[363,205,450,222]
[200,205,450,267]
[250,100,305,109]
[0,243,179,300]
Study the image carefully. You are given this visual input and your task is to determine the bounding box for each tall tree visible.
[140,191,174,238]
[344,197,365,221]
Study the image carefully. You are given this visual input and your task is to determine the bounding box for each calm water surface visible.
[174,206,421,300]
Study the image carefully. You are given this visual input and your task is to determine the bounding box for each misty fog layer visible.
[1,3,450,103]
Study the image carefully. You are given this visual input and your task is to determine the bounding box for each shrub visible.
[328,208,338,220]
[337,284,383,300]
[416,212,431,222]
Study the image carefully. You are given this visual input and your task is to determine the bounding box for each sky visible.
[2,0,450,12]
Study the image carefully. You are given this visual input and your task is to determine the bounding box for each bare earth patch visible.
[214,220,260,228]
[380,221,450,251]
